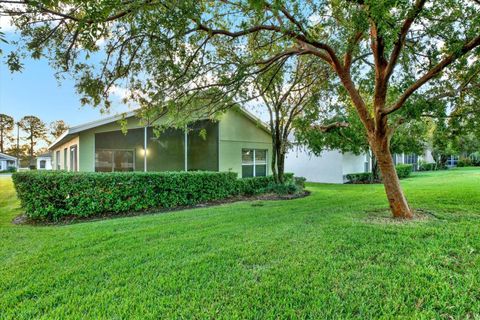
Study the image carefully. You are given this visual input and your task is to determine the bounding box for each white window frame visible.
[242,149,268,177]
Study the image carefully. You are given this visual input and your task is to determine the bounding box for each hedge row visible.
[12,171,301,221]
[345,164,413,183]
[457,157,480,167]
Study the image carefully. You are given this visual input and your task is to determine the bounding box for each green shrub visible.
[0,166,17,173]
[13,171,239,221]
[345,172,374,184]
[395,164,413,178]
[13,171,306,221]
[346,164,413,183]
[237,173,298,196]
[294,176,307,189]
[264,182,299,195]
[419,162,437,171]
[457,158,473,167]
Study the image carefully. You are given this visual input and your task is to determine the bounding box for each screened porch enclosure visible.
[94,120,219,172]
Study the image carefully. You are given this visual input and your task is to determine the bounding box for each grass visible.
[0,168,479,319]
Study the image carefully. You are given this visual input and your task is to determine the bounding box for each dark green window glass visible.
[242,149,267,178]
[187,120,219,171]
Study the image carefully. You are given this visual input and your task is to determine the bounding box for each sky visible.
[0,11,133,137]
[0,13,268,152]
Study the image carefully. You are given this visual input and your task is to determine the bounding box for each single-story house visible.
[392,150,434,170]
[36,153,52,170]
[285,147,434,184]
[0,152,18,171]
[48,108,272,178]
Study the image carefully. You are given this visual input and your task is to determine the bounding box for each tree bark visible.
[370,136,413,219]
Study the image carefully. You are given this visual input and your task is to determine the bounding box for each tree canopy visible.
[1,0,479,218]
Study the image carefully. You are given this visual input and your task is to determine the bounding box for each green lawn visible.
[1,169,479,319]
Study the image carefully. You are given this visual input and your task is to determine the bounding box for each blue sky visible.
[0,14,131,131]
[0,15,267,151]
[0,56,130,127]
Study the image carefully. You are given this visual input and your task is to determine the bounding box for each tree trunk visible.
[277,148,285,184]
[371,137,413,219]
[370,153,380,182]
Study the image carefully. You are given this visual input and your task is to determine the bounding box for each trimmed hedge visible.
[12,171,305,221]
[238,173,295,195]
[345,172,374,184]
[345,164,413,183]
[13,171,240,221]
[395,164,413,179]
[419,162,438,171]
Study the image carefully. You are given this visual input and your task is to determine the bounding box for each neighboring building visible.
[36,153,53,170]
[393,149,434,170]
[48,108,272,178]
[0,152,18,171]
[285,147,370,184]
[286,146,435,183]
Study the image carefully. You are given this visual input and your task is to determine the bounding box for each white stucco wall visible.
[342,153,368,176]
[0,159,17,171]
[285,147,370,184]
[36,157,52,170]
[285,148,344,183]
[422,149,434,163]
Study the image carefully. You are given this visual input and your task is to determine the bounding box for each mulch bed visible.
[13,190,310,226]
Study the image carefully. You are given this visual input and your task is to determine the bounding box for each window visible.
[95,150,135,172]
[364,154,370,173]
[447,155,459,167]
[404,154,419,171]
[39,160,46,169]
[70,145,78,172]
[63,148,68,170]
[242,149,267,178]
[56,150,61,170]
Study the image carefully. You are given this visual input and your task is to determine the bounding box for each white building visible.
[0,152,18,172]
[286,146,435,184]
[285,147,370,184]
[36,153,53,170]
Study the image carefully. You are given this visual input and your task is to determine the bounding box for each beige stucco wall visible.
[51,108,272,175]
[218,109,272,177]
[51,136,79,171]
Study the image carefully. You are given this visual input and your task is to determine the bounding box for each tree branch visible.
[384,0,427,82]
[384,34,480,115]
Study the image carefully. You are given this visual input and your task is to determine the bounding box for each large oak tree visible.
[1,0,479,218]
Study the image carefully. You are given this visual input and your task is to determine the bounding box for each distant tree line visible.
[0,114,68,167]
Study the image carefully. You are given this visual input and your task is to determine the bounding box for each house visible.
[0,152,18,172]
[392,150,434,170]
[285,148,371,184]
[48,108,272,178]
[285,147,434,183]
[36,153,53,170]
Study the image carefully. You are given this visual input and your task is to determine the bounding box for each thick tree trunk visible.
[371,137,413,219]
